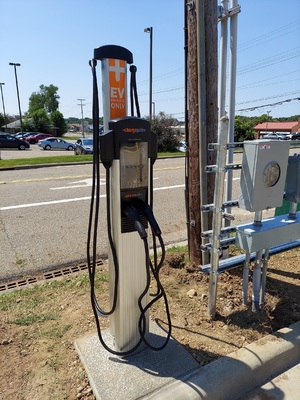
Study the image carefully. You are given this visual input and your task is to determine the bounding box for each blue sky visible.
[1,0,299,121]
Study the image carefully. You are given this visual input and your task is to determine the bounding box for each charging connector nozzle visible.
[122,201,147,239]
[131,198,161,236]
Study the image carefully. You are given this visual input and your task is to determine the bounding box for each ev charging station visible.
[74,45,203,400]
[87,45,171,355]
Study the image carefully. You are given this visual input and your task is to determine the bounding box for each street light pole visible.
[9,63,23,132]
[77,98,85,137]
[0,83,7,130]
[152,101,155,117]
[144,27,153,120]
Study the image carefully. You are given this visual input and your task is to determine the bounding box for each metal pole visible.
[77,98,85,138]
[152,101,155,117]
[208,116,229,318]
[242,251,250,305]
[144,27,153,120]
[252,210,263,312]
[260,248,270,308]
[0,83,7,130]
[225,0,239,221]
[288,201,298,220]
[9,62,23,132]
[218,0,229,119]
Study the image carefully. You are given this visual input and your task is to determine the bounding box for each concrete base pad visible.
[74,322,199,400]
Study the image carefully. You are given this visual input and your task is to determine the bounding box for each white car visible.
[38,137,75,151]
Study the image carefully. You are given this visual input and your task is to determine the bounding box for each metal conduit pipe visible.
[242,251,250,305]
[252,211,263,311]
[200,239,300,274]
[208,116,229,318]
[260,248,270,307]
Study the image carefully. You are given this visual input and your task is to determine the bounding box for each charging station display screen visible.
[120,142,148,189]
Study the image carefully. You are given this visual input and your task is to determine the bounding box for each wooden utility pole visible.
[186,0,218,264]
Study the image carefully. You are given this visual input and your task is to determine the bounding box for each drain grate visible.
[0,260,103,293]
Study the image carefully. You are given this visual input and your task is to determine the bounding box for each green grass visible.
[0,154,93,169]
[0,151,184,169]
[12,311,59,326]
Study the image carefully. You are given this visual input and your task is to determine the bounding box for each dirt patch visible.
[0,248,299,399]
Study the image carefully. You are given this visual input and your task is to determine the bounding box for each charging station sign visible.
[95,45,133,129]
[109,59,127,119]
[101,57,128,127]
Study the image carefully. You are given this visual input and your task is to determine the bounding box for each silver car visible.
[74,138,93,155]
[38,137,75,151]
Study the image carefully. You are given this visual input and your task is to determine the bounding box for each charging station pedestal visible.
[95,45,157,353]
[74,44,201,399]
[100,116,157,352]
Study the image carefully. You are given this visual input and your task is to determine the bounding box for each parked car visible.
[178,140,187,152]
[38,137,75,151]
[15,132,37,139]
[26,133,53,144]
[74,138,93,155]
[0,133,30,150]
[261,133,289,140]
[291,132,300,141]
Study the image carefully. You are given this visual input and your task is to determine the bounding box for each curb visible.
[143,321,300,400]
[0,161,92,171]
[0,154,184,171]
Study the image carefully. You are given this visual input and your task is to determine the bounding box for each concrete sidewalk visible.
[75,321,300,400]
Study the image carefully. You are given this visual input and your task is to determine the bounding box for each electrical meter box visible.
[239,140,290,212]
[285,153,300,203]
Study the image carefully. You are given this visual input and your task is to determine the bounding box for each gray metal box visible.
[239,140,290,212]
[236,212,300,252]
[285,153,300,203]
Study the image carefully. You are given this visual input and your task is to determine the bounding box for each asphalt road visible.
[0,157,189,282]
[2,143,297,282]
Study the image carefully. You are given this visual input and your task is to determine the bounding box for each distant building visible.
[253,120,300,139]
[1,119,21,134]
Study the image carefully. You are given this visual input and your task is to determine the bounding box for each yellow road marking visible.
[0,166,184,185]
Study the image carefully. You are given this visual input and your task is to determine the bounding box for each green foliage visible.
[232,113,297,142]
[28,84,60,115]
[234,115,256,142]
[150,112,181,152]
[65,116,94,125]
[31,109,50,132]
[50,110,67,137]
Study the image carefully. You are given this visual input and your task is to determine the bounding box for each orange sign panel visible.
[108,59,127,119]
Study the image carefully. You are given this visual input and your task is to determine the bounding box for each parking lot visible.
[0,140,78,160]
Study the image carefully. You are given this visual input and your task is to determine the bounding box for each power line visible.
[238,20,300,52]
[236,95,300,113]
[237,47,300,75]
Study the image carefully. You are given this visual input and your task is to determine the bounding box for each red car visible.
[26,133,53,144]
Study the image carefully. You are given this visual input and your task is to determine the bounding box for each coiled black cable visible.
[88,59,144,356]
[88,57,171,355]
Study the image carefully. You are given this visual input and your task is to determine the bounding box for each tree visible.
[28,84,60,115]
[50,110,67,137]
[150,112,180,152]
[31,109,50,132]
[234,116,256,142]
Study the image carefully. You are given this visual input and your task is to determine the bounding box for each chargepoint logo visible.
[109,58,126,119]
[122,128,146,133]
